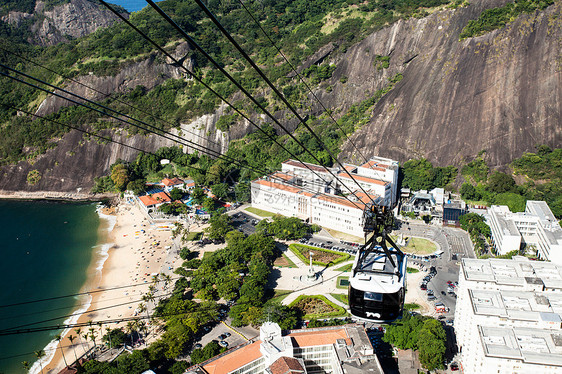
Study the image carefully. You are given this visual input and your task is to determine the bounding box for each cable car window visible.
[364,292,383,301]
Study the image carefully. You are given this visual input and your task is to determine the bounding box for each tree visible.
[102,328,127,348]
[34,349,45,374]
[21,361,30,372]
[211,183,229,200]
[190,187,206,204]
[234,181,251,202]
[487,171,516,194]
[67,334,78,365]
[55,333,68,368]
[75,328,87,356]
[460,182,481,201]
[418,319,446,371]
[110,163,129,191]
[268,215,309,240]
[169,187,184,201]
[126,179,147,195]
[202,196,216,213]
[204,213,232,240]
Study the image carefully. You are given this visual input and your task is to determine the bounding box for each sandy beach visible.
[38,201,184,374]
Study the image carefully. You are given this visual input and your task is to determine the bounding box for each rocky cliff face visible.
[1,0,125,46]
[1,0,560,194]
[334,0,561,168]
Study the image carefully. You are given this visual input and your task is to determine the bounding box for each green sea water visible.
[0,200,101,374]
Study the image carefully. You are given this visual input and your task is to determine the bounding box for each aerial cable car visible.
[349,203,406,322]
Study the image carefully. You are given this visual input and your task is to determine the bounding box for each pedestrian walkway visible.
[281,246,308,268]
[221,321,249,341]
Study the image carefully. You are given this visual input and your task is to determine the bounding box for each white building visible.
[488,201,562,263]
[251,158,398,237]
[186,322,382,374]
[454,257,562,374]
[488,205,523,255]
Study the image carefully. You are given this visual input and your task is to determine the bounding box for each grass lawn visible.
[335,263,352,272]
[336,276,349,289]
[330,293,348,305]
[274,253,298,268]
[391,235,437,254]
[184,232,202,241]
[245,207,276,218]
[289,244,349,267]
[404,303,421,310]
[271,289,292,303]
[324,227,363,243]
[289,295,347,319]
[406,267,419,273]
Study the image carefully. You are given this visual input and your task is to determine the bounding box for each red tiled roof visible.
[338,172,388,186]
[360,160,389,171]
[186,182,196,187]
[289,328,349,347]
[268,356,305,374]
[354,191,380,204]
[271,172,294,182]
[201,341,261,374]
[139,192,171,206]
[162,177,184,187]
[254,179,302,194]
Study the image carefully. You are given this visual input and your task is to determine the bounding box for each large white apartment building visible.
[454,257,562,374]
[488,201,562,264]
[251,158,398,237]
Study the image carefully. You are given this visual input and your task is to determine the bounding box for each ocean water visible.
[0,201,101,374]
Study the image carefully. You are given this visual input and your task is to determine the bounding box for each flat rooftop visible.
[469,289,562,322]
[479,325,562,366]
[461,258,562,290]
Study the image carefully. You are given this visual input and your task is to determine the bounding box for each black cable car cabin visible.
[348,203,406,322]
[348,245,406,322]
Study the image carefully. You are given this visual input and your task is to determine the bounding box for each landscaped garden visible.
[289,244,349,266]
[289,295,347,319]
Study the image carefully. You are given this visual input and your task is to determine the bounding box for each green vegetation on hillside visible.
[459,146,562,219]
[0,0,450,167]
[400,158,458,191]
[460,0,554,39]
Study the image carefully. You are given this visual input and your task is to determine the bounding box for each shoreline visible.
[36,201,181,374]
[0,190,117,202]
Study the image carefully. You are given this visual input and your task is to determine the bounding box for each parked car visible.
[450,362,459,371]
[218,341,228,348]
[194,343,202,349]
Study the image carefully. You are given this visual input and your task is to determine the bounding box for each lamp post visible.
[307,251,317,281]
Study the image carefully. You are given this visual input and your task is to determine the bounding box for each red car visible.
[450,362,459,371]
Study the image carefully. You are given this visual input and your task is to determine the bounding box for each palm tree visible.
[34,350,45,374]
[21,361,30,372]
[82,333,90,357]
[67,334,78,366]
[55,333,68,368]
[89,327,97,350]
[105,326,112,348]
[75,328,87,356]
[162,274,172,291]
[125,321,136,348]
[97,322,103,347]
